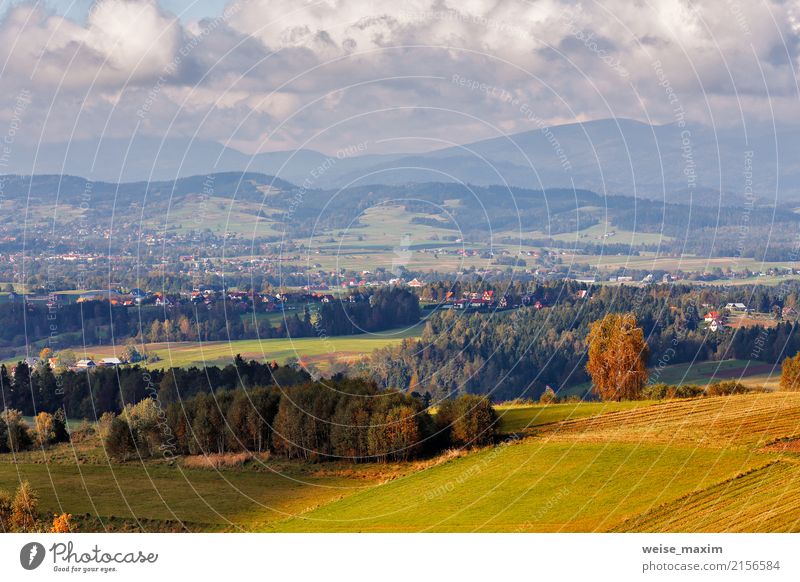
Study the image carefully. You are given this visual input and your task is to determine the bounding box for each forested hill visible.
[363,281,800,401]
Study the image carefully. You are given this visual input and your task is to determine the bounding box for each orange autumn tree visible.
[780,352,800,391]
[586,313,649,401]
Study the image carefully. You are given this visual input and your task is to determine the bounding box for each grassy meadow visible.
[3,324,423,371]
[3,392,800,532]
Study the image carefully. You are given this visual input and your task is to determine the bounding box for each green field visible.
[270,442,769,532]
[4,392,800,532]
[496,401,656,434]
[4,325,423,371]
[649,359,782,391]
[0,459,405,532]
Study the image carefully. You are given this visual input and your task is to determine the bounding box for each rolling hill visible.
[4,392,798,532]
[9,119,800,202]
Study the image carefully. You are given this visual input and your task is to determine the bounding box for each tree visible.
[780,352,800,391]
[52,409,70,443]
[34,412,55,446]
[148,320,162,344]
[11,481,38,532]
[39,347,53,362]
[105,416,135,461]
[123,340,141,363]
[586,313,649,401]
[56,349,77,370]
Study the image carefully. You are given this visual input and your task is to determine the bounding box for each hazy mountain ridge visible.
[4,119,799,203]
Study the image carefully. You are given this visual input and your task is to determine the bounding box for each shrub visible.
[539,386,559,404]
[97,412,116,440]
[70,420,95,443]
[123,399,163,456]
[705,381,750,397]
[50,513,74,533]
[105,416,136,461]
[0,489,11,532]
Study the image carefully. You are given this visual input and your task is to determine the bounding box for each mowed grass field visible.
[272,392,800,532]
[3,392,799,532]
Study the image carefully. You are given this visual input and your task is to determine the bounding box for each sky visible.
[0,0,798,157]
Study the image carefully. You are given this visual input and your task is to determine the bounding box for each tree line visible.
[0,357,310,419]
[0,287,420,358]
[104,379,497,463]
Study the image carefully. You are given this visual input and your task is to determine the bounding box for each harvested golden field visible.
[614,460,800,532]
[542,392,800,448]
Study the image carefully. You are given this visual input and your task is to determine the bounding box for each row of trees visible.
[1,288,420,356]
[104,379,498,463]
[0,357,310,418]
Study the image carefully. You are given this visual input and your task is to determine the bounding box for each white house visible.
[75,359,96,369]
[99,357,122,367]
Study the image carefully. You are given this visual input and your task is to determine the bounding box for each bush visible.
[539,386,559,404]
[0,489,11,532]
[97,412,116,440]
[70,420,95,443]
[705,381,751,397]
[641,383,704,400]
[105,417,136,461]
[50,513,74,533]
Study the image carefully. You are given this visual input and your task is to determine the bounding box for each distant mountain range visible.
[4,118,800,203]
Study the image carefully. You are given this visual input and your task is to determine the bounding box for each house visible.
[704,310,721,322]
[725,302,747,311]
[99,357,122,367]
[782,306,799,320]
[75,359,96,369]
[407,278,424,288]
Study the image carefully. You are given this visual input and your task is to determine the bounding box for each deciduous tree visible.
[780,352,800,391]
[586,313,649,401]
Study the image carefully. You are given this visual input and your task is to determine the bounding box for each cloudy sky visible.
[0,0,798,158]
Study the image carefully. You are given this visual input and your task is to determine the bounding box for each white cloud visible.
[0,0,798,156]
